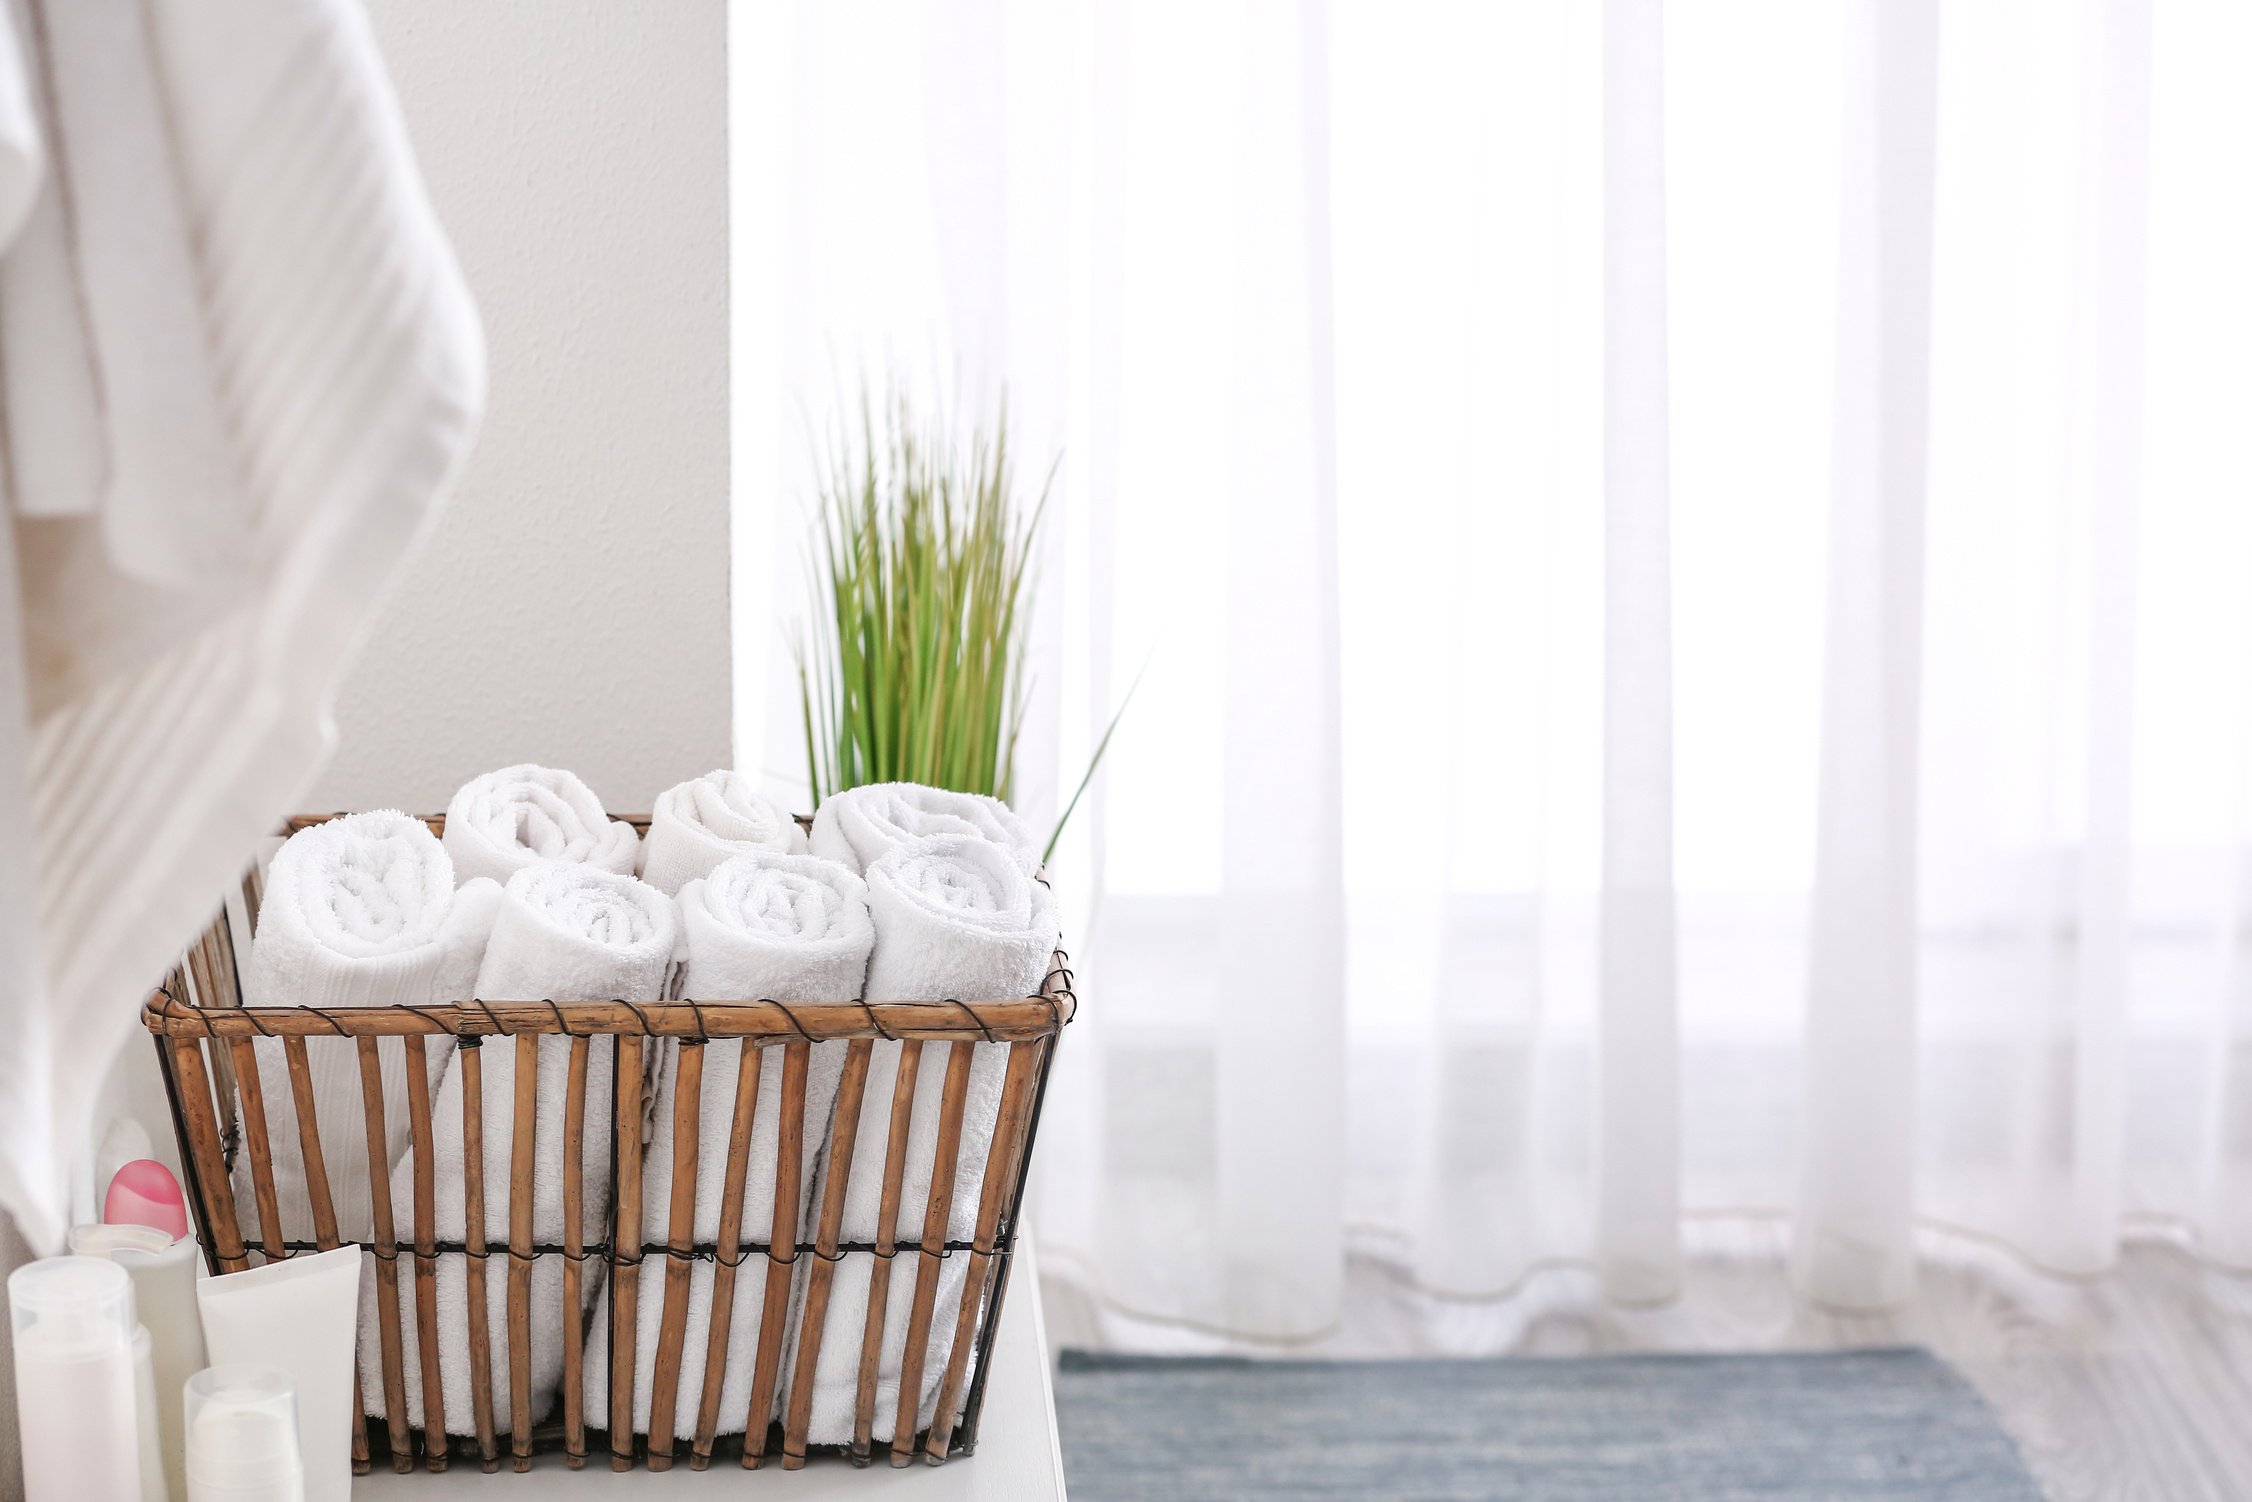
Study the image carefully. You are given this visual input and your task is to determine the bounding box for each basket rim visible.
[142,976,1077,1040]
[156,808,1076,1040]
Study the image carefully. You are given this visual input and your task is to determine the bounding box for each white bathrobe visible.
[0,0,481,1250]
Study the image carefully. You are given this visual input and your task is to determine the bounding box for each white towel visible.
[442,764,640,887]
[793,835,1059,1445]
[808,782,1039,877]
[363,862,675,1436]
[239,812,500,1247]
[584,853,868,1438]
[11,0,238,563]
[0,0,481,1252]
[637,770,806,896]
[0,12,37,253]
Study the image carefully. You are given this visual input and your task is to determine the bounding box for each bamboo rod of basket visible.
[145,812,1073,1474]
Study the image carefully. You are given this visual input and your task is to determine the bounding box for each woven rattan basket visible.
[143,812,1073,1476]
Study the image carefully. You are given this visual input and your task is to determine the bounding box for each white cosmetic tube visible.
[194,1248,358,1502]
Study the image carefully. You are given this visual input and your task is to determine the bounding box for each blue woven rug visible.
[1053,1348,2044,1501]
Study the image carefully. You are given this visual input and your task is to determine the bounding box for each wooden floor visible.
[1041,1220,2252,1501]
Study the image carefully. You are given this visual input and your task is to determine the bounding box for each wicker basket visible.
[143,813,1073,1476]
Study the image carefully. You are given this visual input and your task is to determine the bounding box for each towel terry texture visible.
[637,770,807,896]
[363,861,675,1435]
[584,852,870,1438]
[442,764,640,888]
[239,811,499,1246]
[809,782,1040,877]
[0,0,481,1252]
[794,834,1059,1445]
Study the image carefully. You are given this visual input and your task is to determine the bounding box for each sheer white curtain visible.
[733,0,2252,1344]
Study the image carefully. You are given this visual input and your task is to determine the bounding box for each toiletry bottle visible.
[106,1159,193,1243]
[185,1366,304,1502]
[95,1121,158,1218]
[195,1246,358,1502]
[132,1325,168,1502]
[73,1222,207,1502]
[7,1255,146,1501]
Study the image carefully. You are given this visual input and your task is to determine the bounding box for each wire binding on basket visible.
[947,999,1000,1045]
[767,999,818,1044]
[302,1004,353,1036]
[399,1003,455,1035]
[462,998,513,1038]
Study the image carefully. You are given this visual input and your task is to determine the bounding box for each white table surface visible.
[354,1239,1066,1501]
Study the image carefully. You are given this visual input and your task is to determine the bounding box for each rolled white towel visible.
[442,764,640,887]
[240,812,500,1246]
[637,770,807,896]
[364,862,676,1436]
[808,782,1039,877]
[792,835,1059,1446]
[585,852,869,1439]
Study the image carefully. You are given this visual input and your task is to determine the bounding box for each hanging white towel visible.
[808,782,1039,877]
[9,0,237,559]
[584,852,869,1439]
[363,862,675,1436]
[442,764,641,888]
[0,0,482,1251]
[637,770,806,896]
[238,811,500,1247]
[0,9,35,250]
[791,835,1058,1446]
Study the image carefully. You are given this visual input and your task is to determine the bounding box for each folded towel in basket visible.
[789,834,1058,1446]
[584,852,869,1439]
[442,764,640,887]
[808,782,1040,876]
[637,770,807,896]
[239,811,501,1247]
[362,861,675,1436]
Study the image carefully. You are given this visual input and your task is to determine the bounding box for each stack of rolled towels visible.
[240,766,1059,1449]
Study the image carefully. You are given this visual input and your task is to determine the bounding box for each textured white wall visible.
[311,0,733,815]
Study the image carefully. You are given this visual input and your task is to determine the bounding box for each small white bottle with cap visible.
[7,1255,145,1502]
[184,1366,305,1502]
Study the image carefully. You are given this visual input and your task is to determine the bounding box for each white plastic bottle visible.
[7,1255,145,1501]
[184,1366,304,1502]
[132,1326,168,1502]
[72,1222,207,1502]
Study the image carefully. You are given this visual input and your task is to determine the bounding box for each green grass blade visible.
[1043,653,1148,866]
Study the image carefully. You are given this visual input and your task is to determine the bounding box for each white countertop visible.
[354,1240,1065,1501]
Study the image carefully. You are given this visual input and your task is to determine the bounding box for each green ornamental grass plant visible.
[797,389,1047,811]
[796,387,1137,864]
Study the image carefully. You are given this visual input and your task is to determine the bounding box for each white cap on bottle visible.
[6,1253,134,1357]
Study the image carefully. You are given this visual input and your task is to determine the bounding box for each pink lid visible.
[104,1159,190,1242]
